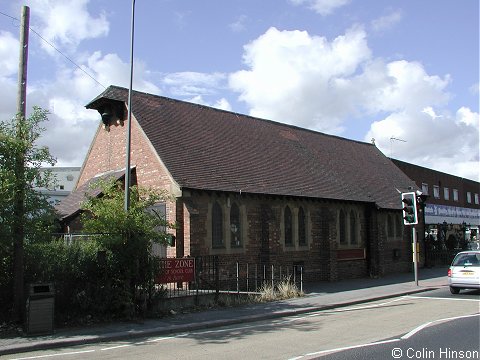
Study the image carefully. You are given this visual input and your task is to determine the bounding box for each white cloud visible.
[228,27,450,129]
[356,60,451,113]
[187,95,232,112]
[0,77,18,122]
[0,31,19,121]
[470,82,479,95]
[289,0,351,16]
[230,15,248,33]
[422,107,442,119]
[26,0,109,53]
[85,52,160,95]
[9,49,160,166]
[456,106,479,128]
[370,10,403,32]
[38,97,99,166]
[229,26,370,133]
[0,31,19,77]
[163,72,227,97]
[229,26,479,181]
[365,108,479,181]
[229,26,452,124]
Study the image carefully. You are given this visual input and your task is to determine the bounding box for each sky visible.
[0,0,479,181]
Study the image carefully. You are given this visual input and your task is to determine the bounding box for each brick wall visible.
[184,190,387,281]
[379,211,415,275]
[78,115,174,193]
[77,112,178,243]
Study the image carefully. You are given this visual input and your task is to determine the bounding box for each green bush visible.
[24,240,101,321]
[21,238,163,324]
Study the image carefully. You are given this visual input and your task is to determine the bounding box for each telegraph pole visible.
[16,6,29,116]
[125,0,135,212]
[13,5,30,322]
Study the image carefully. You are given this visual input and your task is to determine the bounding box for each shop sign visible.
[425,204,480,225]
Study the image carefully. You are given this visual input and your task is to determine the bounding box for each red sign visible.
[156,258,195,283]
[337,248,366,261]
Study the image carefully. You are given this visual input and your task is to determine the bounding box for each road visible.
[318,315,479,360]
[4,288,479,360]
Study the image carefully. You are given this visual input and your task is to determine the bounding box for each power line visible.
[0,10,106,89]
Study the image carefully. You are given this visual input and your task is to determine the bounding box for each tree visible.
[80,179,176,317]
[0,107,57,322]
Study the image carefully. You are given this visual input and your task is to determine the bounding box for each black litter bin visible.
[26,283,54,335]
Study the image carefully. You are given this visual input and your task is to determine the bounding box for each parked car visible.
[447,250,480,294]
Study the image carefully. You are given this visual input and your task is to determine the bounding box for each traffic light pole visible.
[412,226,418,286]
[402,192,419,286]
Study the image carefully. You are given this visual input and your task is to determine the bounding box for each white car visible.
[447,250,480,294]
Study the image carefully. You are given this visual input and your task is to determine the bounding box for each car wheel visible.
[449,286,460,294]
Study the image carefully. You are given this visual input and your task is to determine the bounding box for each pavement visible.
[0,266,449,356]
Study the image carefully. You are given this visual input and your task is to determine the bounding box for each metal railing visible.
[425,249,458,266]
[157,256,304,299]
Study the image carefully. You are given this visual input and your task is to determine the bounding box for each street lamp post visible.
[125,0,135,212]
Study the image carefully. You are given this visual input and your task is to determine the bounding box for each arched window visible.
[212,201,223,247]
[350,210,357,245]
[298,207,306,246]
[284,206,293,246]
[230,203,241,247]
[339,210,346,244]
[387,214,394,237]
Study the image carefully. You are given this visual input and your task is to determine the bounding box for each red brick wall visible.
[78,115,174,193]
[77,113,178,244]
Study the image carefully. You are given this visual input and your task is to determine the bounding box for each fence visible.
[61,233,97,245]
[157,256,304,299]
[425,249,459,266]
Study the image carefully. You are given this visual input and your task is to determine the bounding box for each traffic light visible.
[401,192,418,225]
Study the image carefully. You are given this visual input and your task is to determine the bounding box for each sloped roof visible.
[86,86,416,210]
[55,169,126,220]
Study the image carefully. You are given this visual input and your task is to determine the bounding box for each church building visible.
[57,85,418,281]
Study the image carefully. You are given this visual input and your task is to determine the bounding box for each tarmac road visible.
[1,287,480,359]
[2,286,479,360]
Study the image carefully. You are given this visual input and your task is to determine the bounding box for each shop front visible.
[424,204,479,259]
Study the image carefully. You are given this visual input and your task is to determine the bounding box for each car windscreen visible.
[452,253,480,267]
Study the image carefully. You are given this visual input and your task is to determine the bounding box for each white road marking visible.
[291,338,401,359]
[10,350,95,360]
[288,310,480,359]
[100,344,132,351]
[401,313,480,339]
[404,295,480,302]
[290,297,406,321]
[143,334,189,343]
[400,321,433,339]
[100,333,189,350]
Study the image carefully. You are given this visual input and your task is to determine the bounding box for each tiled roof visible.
[55,169,126,220]
[86,86,416,210]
